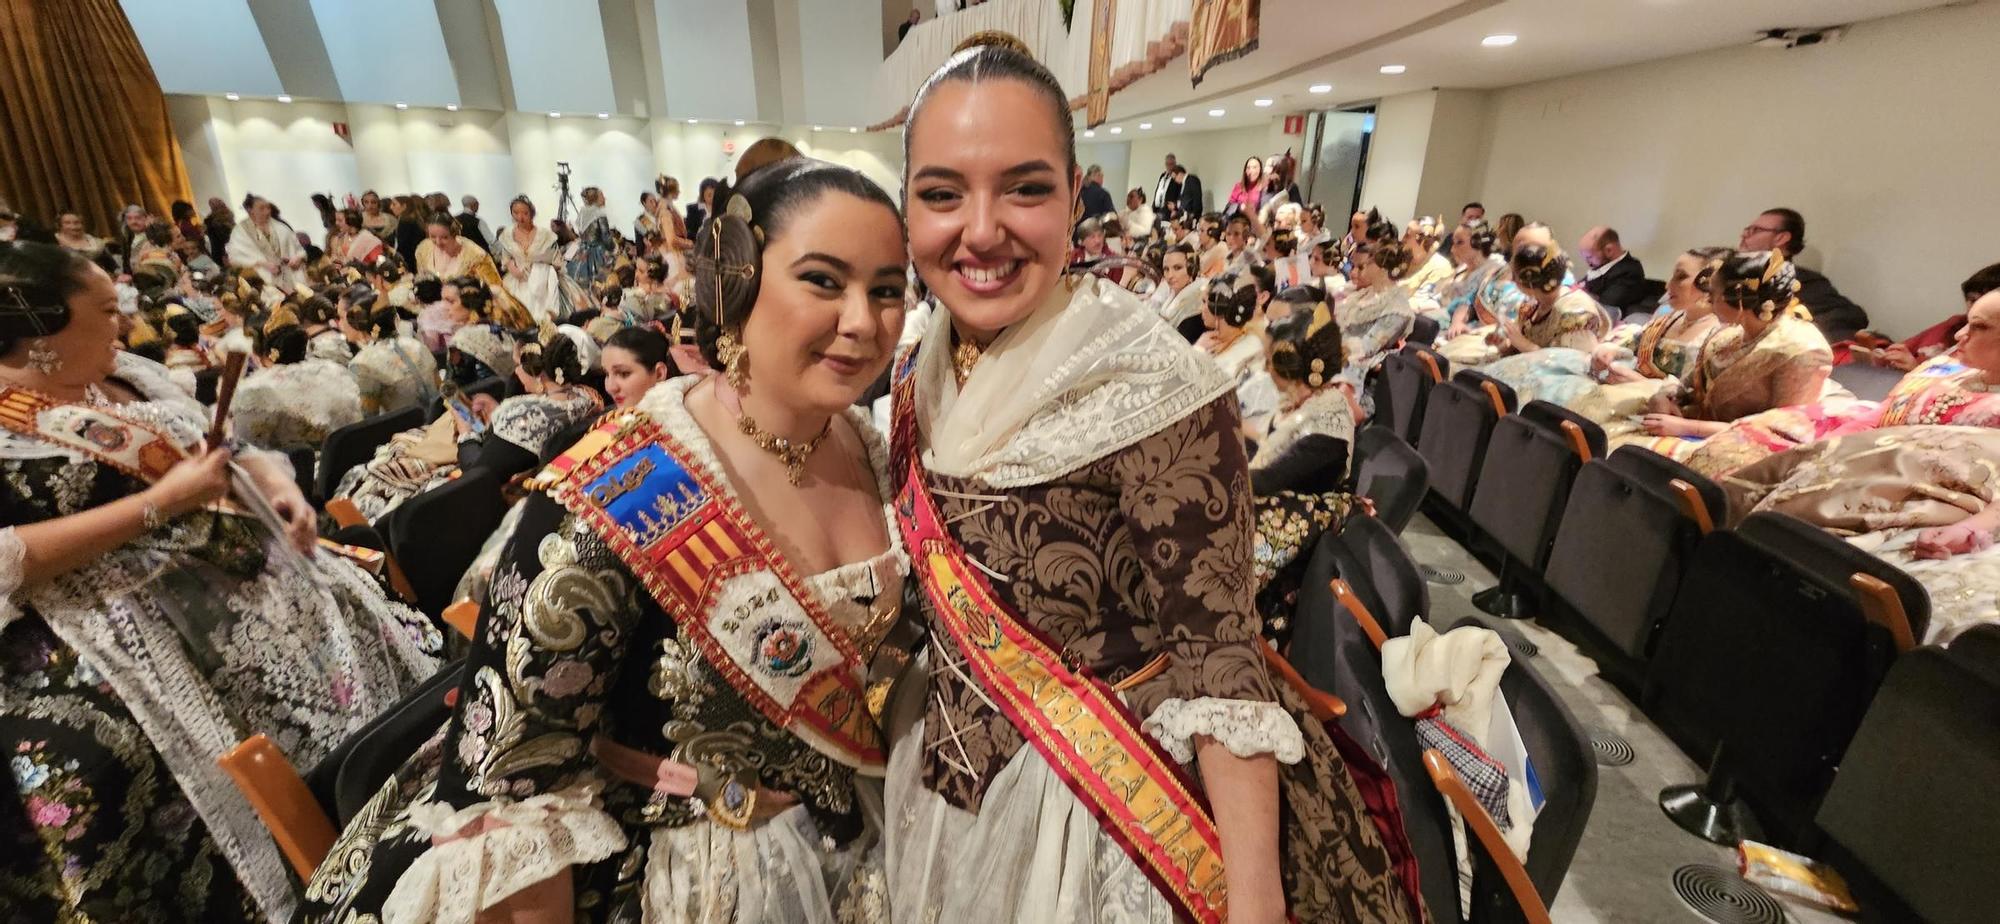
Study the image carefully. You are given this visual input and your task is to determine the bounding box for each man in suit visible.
[1152,153,1184,218]
[455,196,491,254]
[1579,226,1647,314]
[1078,165,1116,225]
[1175,165,1204,221]
[1740,207,1868,341]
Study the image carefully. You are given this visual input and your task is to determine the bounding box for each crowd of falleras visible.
[5,28,2000,924]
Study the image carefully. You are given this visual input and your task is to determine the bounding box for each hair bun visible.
[955,29,1034,57]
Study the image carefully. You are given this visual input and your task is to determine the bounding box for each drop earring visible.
[27,339,60,376]
[717,330,748,389]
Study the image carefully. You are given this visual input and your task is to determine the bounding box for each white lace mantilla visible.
[0,526,23,629]
[1141,696,1305,766]
[385,784,626,924]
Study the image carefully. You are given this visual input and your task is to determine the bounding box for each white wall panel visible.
[655,0,760,121]
[492,0,618,116]
[123,0,285,96]
[307,0,460,106]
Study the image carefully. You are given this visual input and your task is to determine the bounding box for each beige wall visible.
[1358,90,1435,225]
[1123,123,1276,215]
[1473,1,2000,336]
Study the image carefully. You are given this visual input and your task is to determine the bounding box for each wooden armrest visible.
[1667,478,1715,535]
[1850,573,1915,653]
[1330,577,1388,650]
[324,497,368,529]
[1558,420,1593,462]
[1479,380,1509,417]
[1423,749,1553,924]
[441,600,480,639]
[1260,644,1346,720]
[1416,351,1444,384]
[216,734,336,880]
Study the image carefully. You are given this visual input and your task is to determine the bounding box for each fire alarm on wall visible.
[723,139,736,154]
[332,121,349,141]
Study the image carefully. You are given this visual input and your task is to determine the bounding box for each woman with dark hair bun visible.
[298,148,911,922]
[231,308,363,452]
[1439,218,1507,336]
[1328,216,1417,408]
[1493,243,1609,357]
[1257,296,1355,470]
[442,275,535,384]
[600,323,678,407]
[343,287,438,416]
[0,242,437,922]
[296,292,353,364]
[889,31,1419,924]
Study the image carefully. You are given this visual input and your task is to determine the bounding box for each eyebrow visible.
[911,160,1059,184]
[791,252,852,274]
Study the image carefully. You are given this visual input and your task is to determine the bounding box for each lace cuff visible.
[382,784,626,924]
[1143,697,1305,766]
[0,527,23,630]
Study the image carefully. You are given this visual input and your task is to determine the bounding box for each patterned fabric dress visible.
[1333,284,1416,408]
[1,353,439,922]
[1615,313,1833,466]
[349,335,440,417]
[230,357,364,452]
[886,279,1421,924]
[332,388,602,521]
[1252,386,1357,476]
[297,377,905,923]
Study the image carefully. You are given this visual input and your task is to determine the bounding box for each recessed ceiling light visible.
[812,125,823,131]
[1380,64,1407,74]
[224,92,240,101]
[686,118,697,124]
[1308,84,1331,94]
[1482,33,1518,47]
[1109,126,1122,134]
[1171,116,1186,124]
[1253,98,1273,107]
[1208,108,1225,116]
[734,119,745,126]
[394,102,408,110]
[276,95,292,103]
[445,104,459,111]
[597,112,609,120]
[1139,122,1152,130]
[1083,129,1095,137]
[847,127,858,133]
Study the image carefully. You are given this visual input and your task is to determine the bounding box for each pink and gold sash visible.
[0,387,187,482]
[890,353,1229,922]
[536,411,884,771]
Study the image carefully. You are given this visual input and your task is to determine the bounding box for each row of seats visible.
[1329,343,1992,920]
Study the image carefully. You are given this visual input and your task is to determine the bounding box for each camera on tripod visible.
[556,161,572,180]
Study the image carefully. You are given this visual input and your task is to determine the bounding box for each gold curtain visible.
[1189,0,1260,87]
[0,0,192,237]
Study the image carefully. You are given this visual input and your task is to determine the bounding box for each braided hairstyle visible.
[1267,298,1344,388]
[449,275,492,320]
[1713,249,1804,320]
[516,330,583,386]
[0,242,91,355]
[265,324,310,364]
[1461,219,1498,257]
[1362,213,1413,280]
[690,151,902,371]
[905,31,1076,191]
[1206,272,1259,329]
[343,290,399,340]
[1510,242,1570,294]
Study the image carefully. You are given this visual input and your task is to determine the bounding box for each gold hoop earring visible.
[717,330,748,389]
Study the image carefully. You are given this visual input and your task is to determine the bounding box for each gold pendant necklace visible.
[950,328,984,388]
[733,405,830,486]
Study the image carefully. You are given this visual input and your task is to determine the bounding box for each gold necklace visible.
[950,327,985,387]
[731,400,831,486]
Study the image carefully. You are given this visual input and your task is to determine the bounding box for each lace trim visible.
[0,527,22,630]
[383,784,627,924]
[1142,696,1305,765]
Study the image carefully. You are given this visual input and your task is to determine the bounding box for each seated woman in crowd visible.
[332,328,603,521]
[231,309,364,452]
[1633,249,1833,464]
[1399,215,1455,304]
[1197,269,1279,437]
[1253,294,1358,477]
[299,154,911,924]
[1331,216,1417,405]
[1840,261,2000,369]
[1438,219,1508,336]
[443,275,538,384]
[1593,246,1730,384]
[160,303,215,377]
[345,290,438,416]
[1476,244,1612,403]
[0,242,437,922]
[414,213,509,306]
[52,211,106,259]
[299,291,354,364]
[493,195,583,326]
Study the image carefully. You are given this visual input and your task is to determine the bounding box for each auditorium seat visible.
[380,466,508,620]
[1449,614,1600,918]
[1465,402,1593,619]
[285,447,318,505]
[217,734,337,879]
[1645,512,1930,849]
[1351,427,1428,534]
[317,406,426,502]
[1375,345,1446,446]
[1815,645,2000,924]
[1250,432,1349,496]
[1408,314,1440,347]
[1417,371,1513,526]
[1539,446,1712,694]
[1947,623,2000,686]
[323,661,466,825]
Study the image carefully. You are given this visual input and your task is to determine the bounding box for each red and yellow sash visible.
[890,352,1229,922]
[0,387,187,482]
[537,411,884,770]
